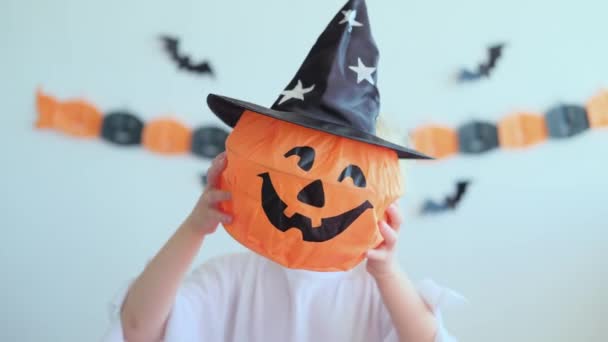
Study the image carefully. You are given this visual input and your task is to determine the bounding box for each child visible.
[102,0,463,341]
[102,152,461,342]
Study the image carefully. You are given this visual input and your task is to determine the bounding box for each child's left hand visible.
[366,203,402,279]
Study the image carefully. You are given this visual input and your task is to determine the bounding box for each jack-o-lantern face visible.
[259,147,373,242]
[220,110,403,271]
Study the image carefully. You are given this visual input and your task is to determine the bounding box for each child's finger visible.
[207,208,232,224]
[379,221,398,249]
[366,248,386,261]
[371,241,388,251]
[206,168,221,188]
[206,154,227,188]
[385,203,403,232]
[212,152,226,164]
[204,190,232,204]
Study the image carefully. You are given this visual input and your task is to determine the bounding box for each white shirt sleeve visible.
[381,278,466,342]
[99,279,133,342]
[100,255,238,342]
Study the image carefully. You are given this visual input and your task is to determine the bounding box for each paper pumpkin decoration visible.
[101,111,144,145]
[36,90,103,138]
[497,112,547,148]
[207,0,429,271]
[586,90,608,128]
[410,125,459,159]
[142,119,191,154]
[220,111,403,271]
[545,105,589,138]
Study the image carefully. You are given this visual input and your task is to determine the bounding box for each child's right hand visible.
[185,152,232,236]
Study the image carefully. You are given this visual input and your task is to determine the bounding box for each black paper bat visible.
[420,180,471,214]
[457,43,505,82]
[160,35,214,76]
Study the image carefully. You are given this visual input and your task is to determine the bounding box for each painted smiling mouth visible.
[258,172,373,242]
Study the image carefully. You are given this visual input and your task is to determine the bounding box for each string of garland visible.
[35,88,608,163]
[398,89,608,159]
[35,90,229,159]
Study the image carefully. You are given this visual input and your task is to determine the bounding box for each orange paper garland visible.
[36,88,608,162]
[34,89,229,160]
[407,89,607,159]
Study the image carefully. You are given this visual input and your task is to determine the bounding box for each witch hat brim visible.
[207,94,432,159]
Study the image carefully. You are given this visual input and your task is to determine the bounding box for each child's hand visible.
[185,152,232,236]
[366,203,402,279]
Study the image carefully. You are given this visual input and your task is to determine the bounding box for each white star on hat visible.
[339,9,363,32]
[348,58,376,85]
[278,80,316,105]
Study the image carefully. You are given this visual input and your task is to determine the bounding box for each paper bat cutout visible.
[160,35,214,76]
[457,43,505,82]
[420,180,471,214]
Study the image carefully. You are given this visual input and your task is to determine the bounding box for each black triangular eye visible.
[284,146,315,171]
[338,165,366,188]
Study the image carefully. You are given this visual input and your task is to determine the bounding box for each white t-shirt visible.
[101,252,462,342]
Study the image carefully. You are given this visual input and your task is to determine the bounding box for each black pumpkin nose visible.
[297,179,325,208]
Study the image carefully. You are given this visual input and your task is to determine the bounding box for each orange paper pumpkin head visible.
[220,111,403,271]
[206,0,431,271]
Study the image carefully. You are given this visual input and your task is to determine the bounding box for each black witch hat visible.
[207,0,431,159]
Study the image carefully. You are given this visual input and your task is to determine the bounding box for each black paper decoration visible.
[420,180,471,215]
[458,121,499,154]
[191,126,229,158]
[457,43,505,82]
[545,105,589,138]
[160,35,215,77]
[101,111,144,145]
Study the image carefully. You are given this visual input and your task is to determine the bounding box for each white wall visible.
[1,0,607,341]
